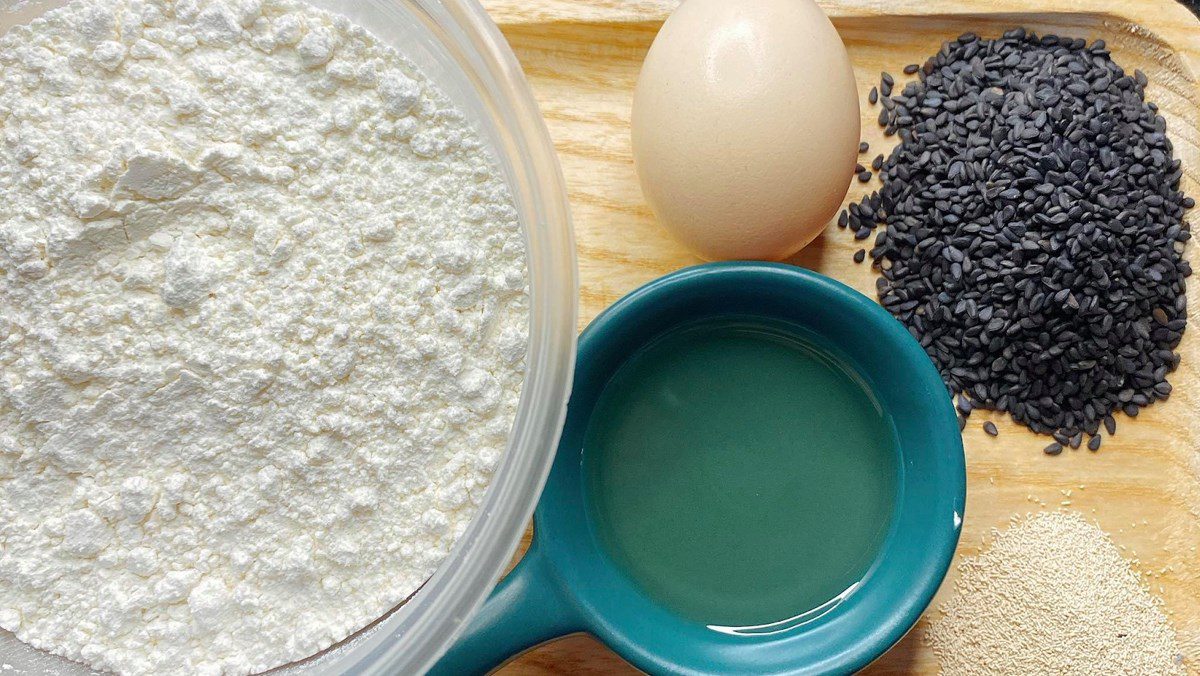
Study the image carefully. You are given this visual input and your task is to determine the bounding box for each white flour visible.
[0,1,529,674]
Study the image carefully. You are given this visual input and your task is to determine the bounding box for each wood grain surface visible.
[479,0,1200,673]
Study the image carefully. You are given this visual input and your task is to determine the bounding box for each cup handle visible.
[426,540,582,676]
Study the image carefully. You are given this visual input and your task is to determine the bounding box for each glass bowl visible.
[0,1,577,674]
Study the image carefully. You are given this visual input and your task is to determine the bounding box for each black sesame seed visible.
[904,63,920,75]
[841,31,1189,443]
[1044,442,1063,456]
[1088,434,1102,451]
[869,87,879,105]
[854,163,866,174]
[859,141,870,153]
[872,154,884,171]
[858,170,872,183]
[957,394,973,415]
[1103,415,1117,436]
[983,421,999,436]
[854,249,866,263]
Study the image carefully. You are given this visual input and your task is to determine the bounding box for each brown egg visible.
[632,0,859,261]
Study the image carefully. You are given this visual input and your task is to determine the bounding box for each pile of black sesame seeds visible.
[841,29,1192,450]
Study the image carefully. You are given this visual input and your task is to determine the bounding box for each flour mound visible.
[0,1,528,674]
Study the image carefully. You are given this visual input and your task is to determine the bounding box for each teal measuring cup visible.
[431,262,965,675]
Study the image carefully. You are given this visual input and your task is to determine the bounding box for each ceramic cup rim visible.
[535,262,966,675]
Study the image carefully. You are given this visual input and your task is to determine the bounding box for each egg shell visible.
[632,0,859,261]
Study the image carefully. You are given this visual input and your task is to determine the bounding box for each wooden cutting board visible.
[480,0,1200,672]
